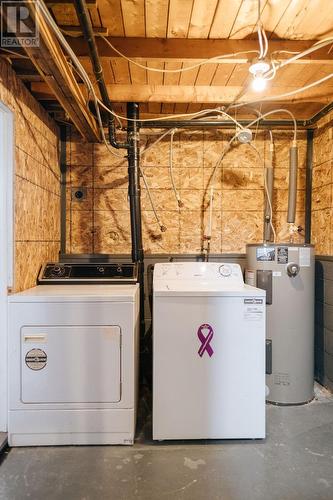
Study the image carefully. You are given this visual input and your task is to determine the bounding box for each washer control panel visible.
[38,262,138,284]
[154,262,244,283]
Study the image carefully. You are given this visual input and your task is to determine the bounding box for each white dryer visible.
[153,262,266,440]
[8,262,140,446]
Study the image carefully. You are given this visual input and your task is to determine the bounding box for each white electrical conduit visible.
[263,36,333,79]
[97,101,247,127]
[247,108,297,141]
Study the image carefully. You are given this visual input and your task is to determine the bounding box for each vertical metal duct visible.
[305,129,314,243]
[287,141,298,223]
[264,140,274,242]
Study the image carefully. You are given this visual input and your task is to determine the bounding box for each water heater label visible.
[256,247,275,262]
[299,247,311,267]
[277,247,288,264]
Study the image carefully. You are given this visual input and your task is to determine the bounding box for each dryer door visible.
[21,326,121,403]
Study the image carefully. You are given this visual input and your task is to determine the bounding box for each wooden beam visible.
[67,37,333,64]
[59,25,109,36]
[45,0,96,7]
[20,3,100,141]
[30,82,333,104]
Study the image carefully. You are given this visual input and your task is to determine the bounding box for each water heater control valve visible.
[286,262,300,278]
[219,264,232,277]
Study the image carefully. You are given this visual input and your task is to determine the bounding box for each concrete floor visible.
[1,385,333,500]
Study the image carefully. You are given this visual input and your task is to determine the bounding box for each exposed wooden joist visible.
[30,82,333,104]
[45,0,96,7]
[67,37,333,64]
[20,2,100,141]
[59,25,109,36]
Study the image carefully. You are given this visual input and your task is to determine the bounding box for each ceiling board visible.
[129,61,147,84]
[121,0,145,36]
[145,0,169,38]
[195,64,218,86]
[229,0,269,39]
[110,58,131,84]
[209,0,243,39]
[178,60,200,85]
[98,0,124,36]
[167,0,194,38]
[163,61,182,85]
[146,60,165,85]
[188,0,219,38]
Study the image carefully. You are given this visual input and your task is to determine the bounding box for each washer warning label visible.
[244,304,264,321]
[25,349,47,371]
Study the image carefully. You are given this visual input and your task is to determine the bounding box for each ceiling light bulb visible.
[252,74,267,92]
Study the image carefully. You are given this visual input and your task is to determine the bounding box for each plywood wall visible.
[66,127,307,255]
[0,59,60,291]
[312,115,333,255]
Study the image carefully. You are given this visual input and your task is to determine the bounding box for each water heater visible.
[245,244,315,405]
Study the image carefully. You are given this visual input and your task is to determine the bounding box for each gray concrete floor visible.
[1,384,333,500]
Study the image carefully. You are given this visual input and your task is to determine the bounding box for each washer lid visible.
[8,284,139,302]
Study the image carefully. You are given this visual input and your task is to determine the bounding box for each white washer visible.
[8,284,139,446]
[153,262,266,440]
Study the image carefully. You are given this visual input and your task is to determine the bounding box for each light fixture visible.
[249,59,270,92]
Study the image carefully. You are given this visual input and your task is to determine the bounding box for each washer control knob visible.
[219,264,232,277]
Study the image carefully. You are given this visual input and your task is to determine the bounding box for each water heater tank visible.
[245,244,315,405]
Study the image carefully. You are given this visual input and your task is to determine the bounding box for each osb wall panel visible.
[66,128,306,255]
[312,114,333,256]
[0,59,60,291]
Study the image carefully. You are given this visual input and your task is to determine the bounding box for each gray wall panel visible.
[315,258,333,392]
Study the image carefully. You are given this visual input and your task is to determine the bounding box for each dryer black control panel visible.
[38,262,138,284]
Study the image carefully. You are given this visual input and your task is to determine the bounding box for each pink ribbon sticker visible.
[197,323,214,358]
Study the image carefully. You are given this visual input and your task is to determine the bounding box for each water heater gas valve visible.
[286,262,300,278]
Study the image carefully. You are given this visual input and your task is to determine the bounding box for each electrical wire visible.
[264,36,333,79]
[245,108,297,141]
[101,36,258,74]
[231,72,333,113]
[139,167,166,232]
[97,100,247,127]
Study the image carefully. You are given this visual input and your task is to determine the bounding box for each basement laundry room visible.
[1,0,333,499]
